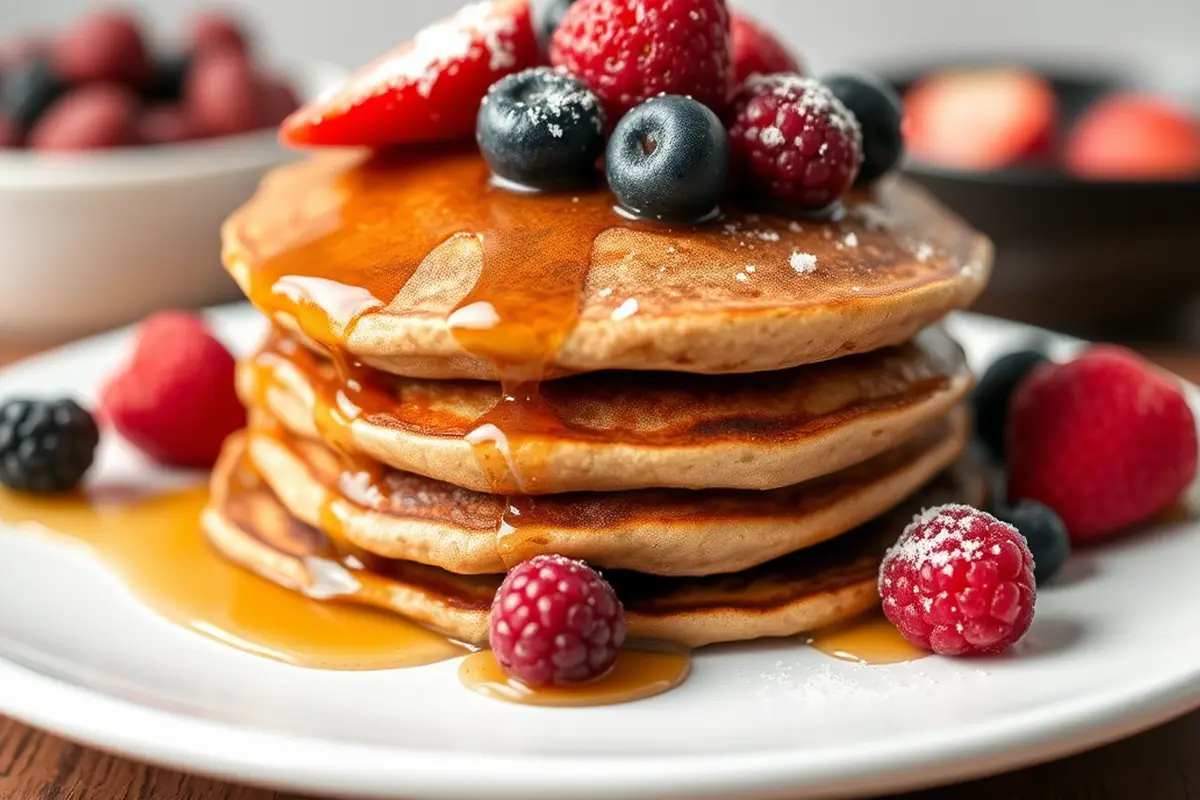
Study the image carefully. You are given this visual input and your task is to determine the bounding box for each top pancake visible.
[223,146,991,380]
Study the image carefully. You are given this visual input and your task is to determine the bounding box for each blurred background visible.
[1,0,1198,347]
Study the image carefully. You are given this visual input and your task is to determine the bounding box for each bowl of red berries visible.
[0,8,343,343]
[885,62,1200,342]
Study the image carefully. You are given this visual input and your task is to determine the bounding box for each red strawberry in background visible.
[904,68,1057,170]
[550,0,733,121]
[281,0,540,148]
[731,11,802,86]
[1008,346,1199,542]
[1065,93,1200,180]
[100,312,246,468]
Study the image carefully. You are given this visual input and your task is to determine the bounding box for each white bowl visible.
[0,60,345,343]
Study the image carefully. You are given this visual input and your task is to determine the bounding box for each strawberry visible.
[1008,346,1198,542]
[731,12,802,86]
[904,67,1057,170]
[1065,93,1200,180]
[99,312,246,468]
[280,0,540,148]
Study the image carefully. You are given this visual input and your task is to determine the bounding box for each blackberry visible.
[821,72,904,186]
[0,57,66,131]
[973,348,1049,459]
[477,67,605,191]
[996,500,1070,585]
[606,95,730,223]
[0,398,100,493]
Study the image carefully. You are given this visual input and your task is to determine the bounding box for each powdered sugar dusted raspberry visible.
[879,504,1036,656]
[743,74,861,138]
[363,2,520,99]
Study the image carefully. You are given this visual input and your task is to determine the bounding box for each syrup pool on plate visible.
[807,612,927,665]
[0,485,465,670]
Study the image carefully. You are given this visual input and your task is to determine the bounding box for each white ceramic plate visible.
[0,305,1198,800]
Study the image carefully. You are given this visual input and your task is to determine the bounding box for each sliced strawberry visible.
[281,0,540,148]
[904,67,1057,171]
[1066,93,1200,180]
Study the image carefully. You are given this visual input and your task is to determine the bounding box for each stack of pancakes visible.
[204,147,992,647]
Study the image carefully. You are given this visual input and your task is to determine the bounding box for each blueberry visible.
[145,52,192,103]
[477,67,605,191]
[531,0,576,52]
[606,95,730,223]
[996,500,1070,585]
[973,349,1049,460]
[821,72,903,186]
[1,58,66,131]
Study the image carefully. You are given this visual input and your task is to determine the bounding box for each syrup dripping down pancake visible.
[223,147,991,380]
[240,326,970,494]
[203,435,988,647]
[244,409,968,576]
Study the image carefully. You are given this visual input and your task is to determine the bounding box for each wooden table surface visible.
[1,339,1198,800]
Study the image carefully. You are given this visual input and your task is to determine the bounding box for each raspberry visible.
[880,504,1036,656]
[489,554,626,686]
[29,85,140,151]
[731,12,801,86]
[550,0,733,121]
[99,312,246,468]
[1008,346,1198,542]
[53,10,151,88]
[728,75,863,210]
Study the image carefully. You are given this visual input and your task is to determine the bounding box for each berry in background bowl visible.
[0,8,344,343]
[881,61,1200,343]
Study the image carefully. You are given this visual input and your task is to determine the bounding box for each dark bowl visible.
[882,62,1200,344]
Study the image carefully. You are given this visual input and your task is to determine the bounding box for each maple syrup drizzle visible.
[0,486,465,670]
[807,612,927,665]
[458,648,691,707]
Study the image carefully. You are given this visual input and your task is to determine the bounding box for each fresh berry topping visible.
[281,0,539,148]
[99,312,246,468]
[0,399,100,494]
[550,0,733,121]
[606,95,730,223]
[904,68,1057,170]
[728,75,863,211]
[531,0,577,53]
[1065,93,1200,180]
[490,554,626,686]
[261,77,301,126]
[880,504,1036,656]
[186,51,264,136]
[1008,346,1199,542]
[731,12,801,86]
[189,12,251,57]
[0,58,66,132]
[30,85,140,151]
[995,500,1070,585]
[145,53,193,104]
[822,72,904,186]
[477,67,604,190]
[972,348,1049,460]
[53,10,151,88]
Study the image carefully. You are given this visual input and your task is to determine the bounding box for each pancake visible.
[223,146,991,381]
[245,408,968,576]
[203,435,988,647]
[241,326,970,494]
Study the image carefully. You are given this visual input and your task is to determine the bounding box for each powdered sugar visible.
[884,504,1017,572]
[361,2,519,99]
[485,67,605,136]
[790,252,818,273]
[743,74,863,140]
